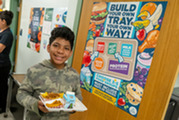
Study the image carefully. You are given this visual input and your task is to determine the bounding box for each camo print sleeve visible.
[61,67,83,101]
[16,60,83,119]
[16,68,41,116]
[73,74,82,101]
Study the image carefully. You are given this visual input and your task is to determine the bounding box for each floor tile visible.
[0,111,15,120]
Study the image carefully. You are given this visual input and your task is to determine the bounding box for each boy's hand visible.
[38,100,49,113]
[69,110,76,114]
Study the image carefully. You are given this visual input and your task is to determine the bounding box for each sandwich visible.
[90,2,108,25]
[86,39,94,54]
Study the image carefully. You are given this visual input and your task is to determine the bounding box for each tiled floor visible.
[10,83,24,120]
[10,102,24,120]
[0,111,15,120]
[0,82,24,120]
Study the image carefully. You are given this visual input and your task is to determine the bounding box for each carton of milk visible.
[63,91,76,109]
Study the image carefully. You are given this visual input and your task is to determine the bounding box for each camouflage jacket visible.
[16,59,82,120]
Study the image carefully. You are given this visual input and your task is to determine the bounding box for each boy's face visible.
[47,37,72,69]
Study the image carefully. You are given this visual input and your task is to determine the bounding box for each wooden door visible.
[71,0,179,120]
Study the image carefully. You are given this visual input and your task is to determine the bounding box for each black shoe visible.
[3,113,8,118]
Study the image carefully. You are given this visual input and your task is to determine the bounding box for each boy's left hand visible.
[38,100,49,113]
[69,110,76,114]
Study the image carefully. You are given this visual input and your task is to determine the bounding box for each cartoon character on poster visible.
[80,1,167,117]
[27,7,45,53]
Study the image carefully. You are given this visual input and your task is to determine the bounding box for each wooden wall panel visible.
[71,0,179,120]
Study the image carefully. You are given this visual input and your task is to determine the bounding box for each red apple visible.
[95,29,101,37]
[82,51,91,67]
[118,98,126,106]
[136,29,146,41]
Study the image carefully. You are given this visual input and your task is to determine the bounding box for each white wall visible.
[1,0,10,10]
[174,74,179,88]
[15,0,80,74]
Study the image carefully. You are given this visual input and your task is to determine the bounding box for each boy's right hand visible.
[38,100,49,113]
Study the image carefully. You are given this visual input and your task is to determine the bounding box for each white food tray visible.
[39,96,87,112]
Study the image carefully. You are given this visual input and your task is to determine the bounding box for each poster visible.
[41,7,68,50]
[52,8,68,28]
[27,8,45,52]
[80,1,167,117]
[43,8,54,35]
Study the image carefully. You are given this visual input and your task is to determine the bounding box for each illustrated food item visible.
[131,19,154,33]
[134,3,163,34]
[94,57,104,70]
[158,18,163,25]
[37,31,42,41]
[46,100,63,108]
[90,2,108,24]
[134,52,152,87]
[136,29,146,41]
[89,22,96,31]
[95,29,101,37]
[138,3,163,25]
[137,52,152,71]
[139,2,157,20]
[132,19,150,29]
[117,98,126,106]
[125,83,143,105]
[82,51,91,67]
[146,4,163,25]
[41,92,64,100]
[86,39,94,54]
[35,43,40,52]
[138,30,159,53]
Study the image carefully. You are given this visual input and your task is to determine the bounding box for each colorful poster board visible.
[27,8,45,52]
[52,8,68,28]
[80,1,167,117]
[43,8,54,35]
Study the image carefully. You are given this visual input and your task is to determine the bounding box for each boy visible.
[0,10,14,114]
[16,26,82,120]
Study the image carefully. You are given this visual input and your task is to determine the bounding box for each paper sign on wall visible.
[52,8,68,28]
[27,8,45,52]
[80,1,167,117]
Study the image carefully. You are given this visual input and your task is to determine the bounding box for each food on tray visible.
[39,91,87,112]
[40,92,64,100]
[46,100,63,108]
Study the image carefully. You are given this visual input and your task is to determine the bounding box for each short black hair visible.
[0,10,13,26]
[49,26,75,50]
